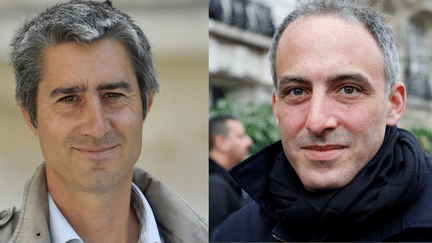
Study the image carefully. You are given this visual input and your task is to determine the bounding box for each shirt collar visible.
[48,192,83,243]
[48,182,161,243]
[131,182,162,243]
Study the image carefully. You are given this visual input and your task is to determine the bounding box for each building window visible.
[209,0,275,37]
[405,19,432,100]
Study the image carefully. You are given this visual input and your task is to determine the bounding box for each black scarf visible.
[268,126,426,241]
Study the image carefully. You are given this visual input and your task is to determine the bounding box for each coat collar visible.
[9,163,50,242]
[229,140,283,220]
[132,166,208,243]
[209,158,242,195]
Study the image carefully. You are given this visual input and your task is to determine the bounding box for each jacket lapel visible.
[10,163,51,243]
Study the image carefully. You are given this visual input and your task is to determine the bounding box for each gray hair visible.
[10,0,159,127]
[269,0,399,95]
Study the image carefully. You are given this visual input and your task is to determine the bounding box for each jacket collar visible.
[229,140,283,220]
[9,163,208,243]
[132,166,208,243]
[209,158,224,175]
[209,158,242,195]
[9,163,50,242]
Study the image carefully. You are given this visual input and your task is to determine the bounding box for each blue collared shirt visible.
[48,183,161,243]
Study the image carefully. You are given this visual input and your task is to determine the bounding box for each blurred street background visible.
[0,0,208,220]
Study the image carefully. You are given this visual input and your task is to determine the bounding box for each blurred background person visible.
[209,115,252,236]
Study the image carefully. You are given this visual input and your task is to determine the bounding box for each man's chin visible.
[301,172,356,192]
[297,167,353,192]
[71,169,127,193]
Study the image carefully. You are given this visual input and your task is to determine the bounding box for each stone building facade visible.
[369,0,432,130]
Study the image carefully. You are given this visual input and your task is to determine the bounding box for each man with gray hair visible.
[211,0,432,241]
[0,0,207,242]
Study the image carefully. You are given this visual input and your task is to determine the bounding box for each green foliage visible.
[210,99,280,155]
[409,127,432,155]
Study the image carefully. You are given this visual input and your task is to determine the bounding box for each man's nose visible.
[80,98,111,138]
[304,92,337,135]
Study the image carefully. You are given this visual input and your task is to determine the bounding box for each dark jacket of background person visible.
[0,164,208,243]
[209,158,243,236]
[211,127,432,242]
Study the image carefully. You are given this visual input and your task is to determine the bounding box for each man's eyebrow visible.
[277,76,311,90]
[50,85,87,98]
[96,81,131,92]
[327,73,373,89]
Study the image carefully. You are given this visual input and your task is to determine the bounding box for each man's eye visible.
[59,95,78,104]
[340,86,358,95]
[104,92,123,100]
[287,88,305,96]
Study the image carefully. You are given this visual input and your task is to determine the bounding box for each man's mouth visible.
[73,145,118,160]
[303,145,346,151]
[302,145,347,161]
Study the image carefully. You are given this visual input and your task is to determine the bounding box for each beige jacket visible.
[0,164,208,243]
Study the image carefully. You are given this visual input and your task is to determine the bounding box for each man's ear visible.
[386,82,406,126]
[20,106,38,137]
[214,134,229,153]
[145,91,155,115]
[272,92,280,127]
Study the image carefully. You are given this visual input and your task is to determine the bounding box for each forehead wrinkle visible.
[276,15,385,81]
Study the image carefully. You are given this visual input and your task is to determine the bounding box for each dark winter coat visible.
[209,158,243,236]
[212,127,432,242]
